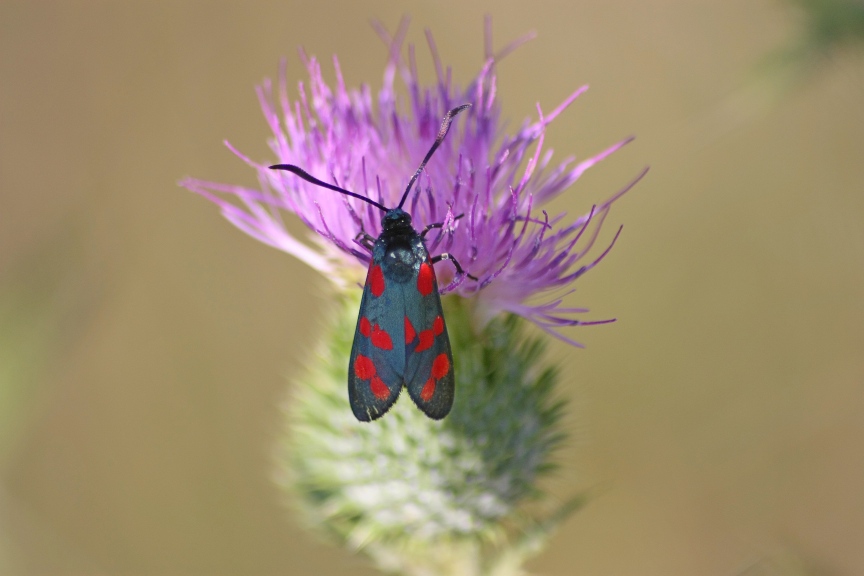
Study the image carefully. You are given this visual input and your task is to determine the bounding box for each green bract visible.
[277,294,582,575]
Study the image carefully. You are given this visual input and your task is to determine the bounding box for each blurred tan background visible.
[2,1,863,575]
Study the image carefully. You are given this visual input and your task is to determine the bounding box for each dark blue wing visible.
[348,258,407,421]
[403,254,455,420]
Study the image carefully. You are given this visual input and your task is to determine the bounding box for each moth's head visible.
[381,208,412,232]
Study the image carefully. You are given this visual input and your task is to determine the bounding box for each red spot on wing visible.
[368,265,385,297]
[370,376,390,399]
[370,324,393,350]
[431,353,450,379]
[405,316,416,343]
[417,262,434,296]
[354,355,376,380]
[432,315,444,336]
[359,317,371,337]
[416,330,434,352]
[420,378,436,402]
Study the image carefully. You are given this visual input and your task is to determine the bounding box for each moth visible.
[270,104,472,421]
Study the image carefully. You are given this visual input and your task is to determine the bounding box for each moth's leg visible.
[420,214,465,239]
[354,231,376,251]
[432,252,478,281]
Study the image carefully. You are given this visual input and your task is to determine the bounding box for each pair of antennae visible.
[269,104,470,213]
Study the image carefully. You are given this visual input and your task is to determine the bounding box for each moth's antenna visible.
[269,164,389,213]
[397,104,471,210]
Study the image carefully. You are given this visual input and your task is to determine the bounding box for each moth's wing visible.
[347,261,407,422]
[403,258,455,420]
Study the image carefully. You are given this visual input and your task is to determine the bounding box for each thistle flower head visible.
[181,18,644,346]
[183,19,645,575]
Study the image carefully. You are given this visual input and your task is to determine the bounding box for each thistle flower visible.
[181,17,643,576]
[181,19,644,346]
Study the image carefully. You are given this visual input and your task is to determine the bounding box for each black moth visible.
[270,105,473,421]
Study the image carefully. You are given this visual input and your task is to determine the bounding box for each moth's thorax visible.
[374,212,428,284]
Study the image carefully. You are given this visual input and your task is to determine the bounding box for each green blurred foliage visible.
[0,227,97,466]
[788,0,864,54]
